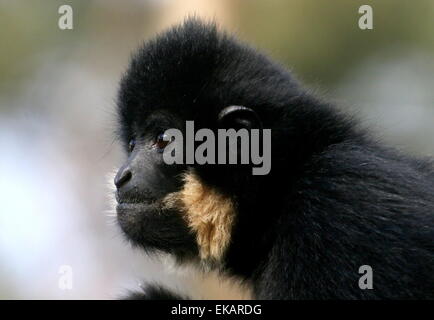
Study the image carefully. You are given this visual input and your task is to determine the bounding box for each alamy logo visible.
[58,5,73,30]
[358,265,373,290]
[162,121,271,175]
[58,265,73,290]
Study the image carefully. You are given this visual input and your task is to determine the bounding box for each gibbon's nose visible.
[114,167,132,189]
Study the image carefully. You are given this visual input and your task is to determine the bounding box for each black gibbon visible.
[113,18,434,299]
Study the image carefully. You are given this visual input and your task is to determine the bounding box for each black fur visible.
[116,18,434,299]
[125,284,187,300]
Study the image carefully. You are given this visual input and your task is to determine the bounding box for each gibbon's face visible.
[113,102,262,264]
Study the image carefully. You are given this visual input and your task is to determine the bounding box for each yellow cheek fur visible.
[163,171,236,262]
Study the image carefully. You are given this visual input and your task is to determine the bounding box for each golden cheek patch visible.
[163,171,236,262]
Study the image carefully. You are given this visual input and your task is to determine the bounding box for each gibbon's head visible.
[113,18,353,270]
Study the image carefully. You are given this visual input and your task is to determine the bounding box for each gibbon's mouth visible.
[115,191,163,218]
[116,202,151,209]
[116,202,160,220]
[115,190,158,206]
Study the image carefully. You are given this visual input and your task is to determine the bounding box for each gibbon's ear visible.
[218,105,262,130]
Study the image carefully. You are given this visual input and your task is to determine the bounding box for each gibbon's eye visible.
[128,138,136,153]
[153,132,171,152]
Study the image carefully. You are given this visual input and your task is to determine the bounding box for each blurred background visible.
[0,0,433,299]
